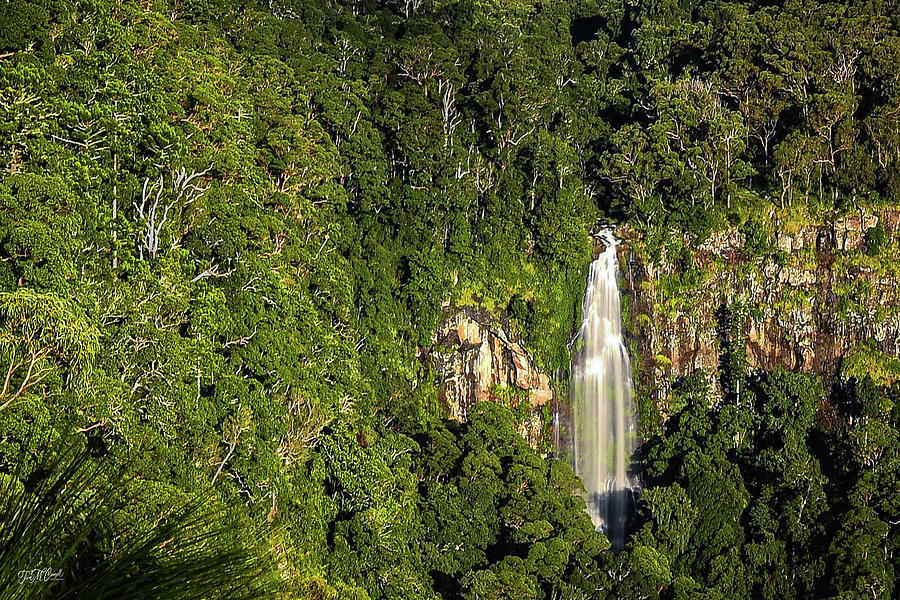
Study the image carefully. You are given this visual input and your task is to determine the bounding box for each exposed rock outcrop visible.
[618,207,900,410]
[431,308,553,422]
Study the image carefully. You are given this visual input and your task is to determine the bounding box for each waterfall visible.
[571,230,638,551]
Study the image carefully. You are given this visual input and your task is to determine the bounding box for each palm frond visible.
[0,432,281,600]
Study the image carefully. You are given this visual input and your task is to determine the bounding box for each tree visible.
[0,290,98,411]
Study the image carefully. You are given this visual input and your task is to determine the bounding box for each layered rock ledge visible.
[430,308,553,422]
[617,207,900,412]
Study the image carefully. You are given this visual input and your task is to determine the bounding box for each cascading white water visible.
[571,230,637,551]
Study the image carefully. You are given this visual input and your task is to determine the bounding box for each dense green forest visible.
[1,0,899,598]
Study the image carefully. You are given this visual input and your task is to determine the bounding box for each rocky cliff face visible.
[429,308,554,445]
[618,207,900,413]
[430,208,900,442]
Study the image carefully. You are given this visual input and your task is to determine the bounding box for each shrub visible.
[864,223,887,256]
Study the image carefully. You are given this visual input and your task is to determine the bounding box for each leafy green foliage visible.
[631,368,900,600]
[2,0,900,597]
[865,223,888,257]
